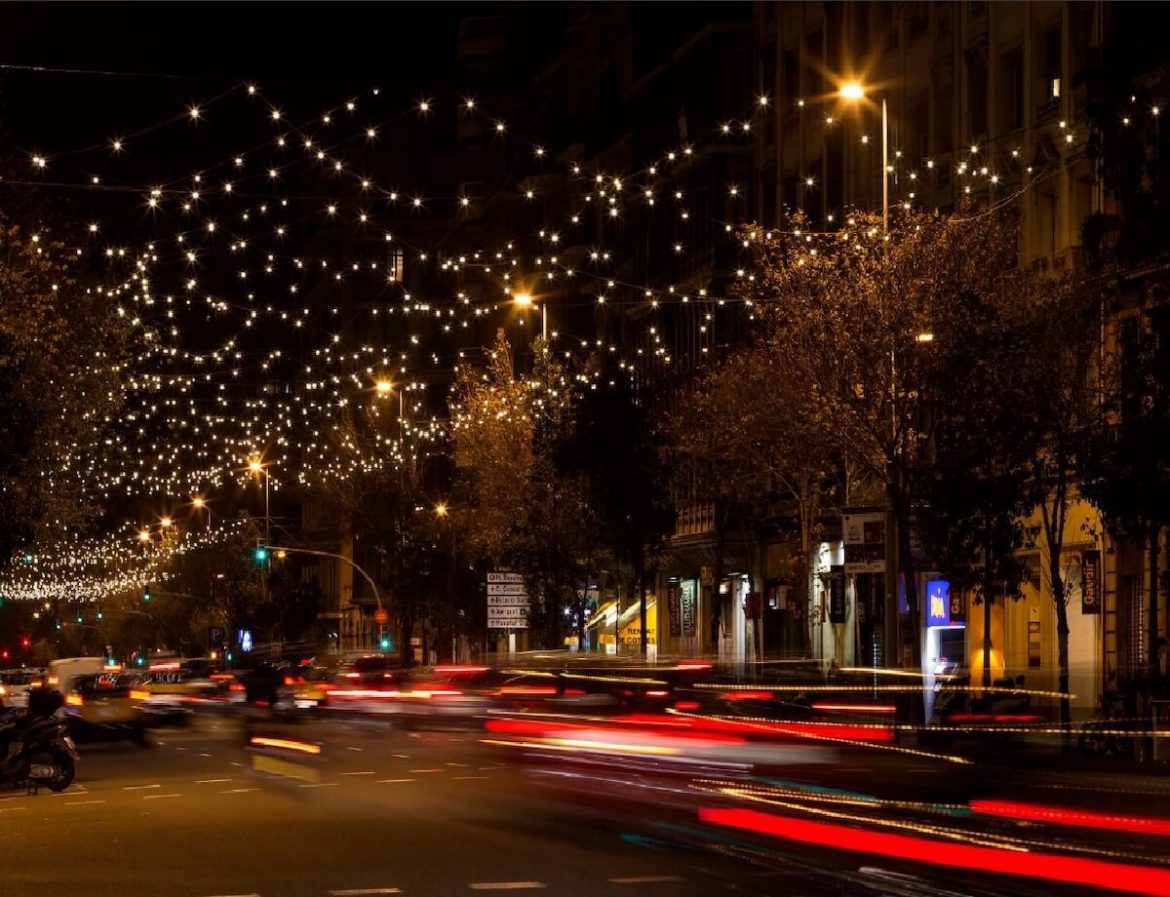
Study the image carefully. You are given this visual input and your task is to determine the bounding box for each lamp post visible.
[248,460,270,544]
[513,292,545,341]
[839,82,888,232]
[192,496,213,530]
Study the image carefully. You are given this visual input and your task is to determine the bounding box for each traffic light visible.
[254,545,269,564]
[380,636,391,651]
[143,586,152,602]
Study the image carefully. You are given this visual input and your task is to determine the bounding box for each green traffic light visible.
[254,546,269,563]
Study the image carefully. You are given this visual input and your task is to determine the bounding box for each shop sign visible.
[667,583,682,637]
[843,511,886,574]
[828,565,846,624]
[1081,550,1101,615]
[926,579,952,627]
[680,579,697,637]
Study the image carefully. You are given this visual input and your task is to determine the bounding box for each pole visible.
[265,545,385,611]
[264,472,270,544]
[541,303,547,342]
[881,96,889,232]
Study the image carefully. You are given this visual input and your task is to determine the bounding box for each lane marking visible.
[299,782,340,788]
[200,752,214,757]
[409,768,444,773]
[340,771,376,776]
[65,800,105,806]
[329,890,402,895]
[221,788,259,794]
[378,778,416,784]
[609,876,684,884]
[196,778,232,784]
[199,893,261,897]
[347,746,364,752]
[144,793,183,800]
[0,806,28,812]
[468,883,545,891]
[446,762,469,767]
[123,784,161,791]
[392,753,410,759]
[453,776,490,781]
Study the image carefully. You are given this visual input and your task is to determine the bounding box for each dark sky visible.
[0,2,568,169]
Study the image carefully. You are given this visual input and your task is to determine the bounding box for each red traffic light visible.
[20,637,30,649]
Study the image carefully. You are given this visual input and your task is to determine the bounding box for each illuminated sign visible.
[926,579,953,628]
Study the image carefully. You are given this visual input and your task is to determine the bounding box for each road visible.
[2,711,1168,897]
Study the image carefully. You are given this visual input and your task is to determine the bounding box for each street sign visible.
[487,605,529,629]
[487,572,524,584]
[486,593,529,607]
[373,607,389,625]
[486,570,530,629]
[487,583,528,596]
[208,626,225,646]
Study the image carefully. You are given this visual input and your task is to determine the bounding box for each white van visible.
[47,657,110,696]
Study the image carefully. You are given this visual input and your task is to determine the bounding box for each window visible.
[908,2,929,40]
[966,46,988,138]
[998,48,1024,132]
[1040,28,1061,107]
[876,3,897,52]
[387,247,404,283]
[804,28,824,99]
[853,4,870,59]
[935,2,950,38]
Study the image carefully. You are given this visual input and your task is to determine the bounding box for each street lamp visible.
[192,495,213,529]
[839,81,889,232]
[513,291,546,341]
[247,458,270,544]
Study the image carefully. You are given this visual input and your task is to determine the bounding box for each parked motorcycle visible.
[0,687,79,793]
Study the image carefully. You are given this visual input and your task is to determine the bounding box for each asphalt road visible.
[2,712,1167,897]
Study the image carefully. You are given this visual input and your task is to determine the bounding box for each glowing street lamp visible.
[839,80,888,232]
[513,291,546,340]
[138,529,152,543]
[160,516,172,529]
[435,502,448,518]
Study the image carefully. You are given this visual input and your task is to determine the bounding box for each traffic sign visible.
[487,572,524,584]
[373,607,389,625]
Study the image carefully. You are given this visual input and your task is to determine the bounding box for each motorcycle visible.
[0,688,79,793]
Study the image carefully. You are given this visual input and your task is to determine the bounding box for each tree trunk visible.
[1051,560,1073,738]
[1150,527,1161,679]
[982,594,994,690]
[711,500,727,656]
[637,551,647,657]
[798,497,813,658]
[888,477,921,668]
[398,612,414,667]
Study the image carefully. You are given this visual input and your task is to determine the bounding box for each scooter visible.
[0,688,79,793]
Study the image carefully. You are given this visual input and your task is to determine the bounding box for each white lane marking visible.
[468,883,545,891]
[123,784,161,791]
[199,893,261,897]
[200,752,214,757]
[329,890,402,896]
[230,761,243,767]
[299,782,340,788]
[175,746,187,751]
[609,876,684,884]
[409,768,444,773]
[65,800,105,806]
[347,746,364,752]
[221,788,259,794]
[196,778,232,784]
[392,753,410,759]
[339,771,376,776]
[377,778,416,784]
[446,762,469,767]
[144,793,183,800]
[453,776,490,781]
[0,806,28,812]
